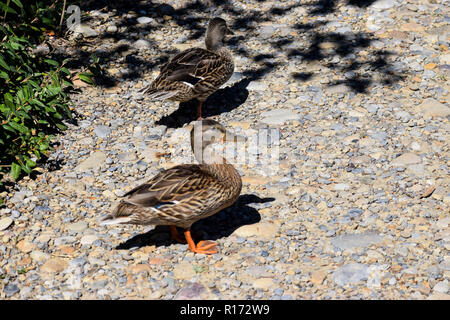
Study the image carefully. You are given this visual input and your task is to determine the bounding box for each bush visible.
[0,0,73,185]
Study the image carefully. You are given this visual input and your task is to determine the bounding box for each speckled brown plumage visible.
[101,120,243,254]
[142,18,235,118]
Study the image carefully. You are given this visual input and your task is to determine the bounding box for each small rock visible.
[433,280,449,294]
[0,217,13,230]
[391,153,422,166]
[94,125,111,138]
[30,251,50,263]
[106,25,117,33]
[134,39,151,49]
[173,282,206,300]
[73,24,98,38]
[136,16,155,25]
[331,233,384,250]
[332,263,370,286]
[325,84,350,95]
[4,284,19,297]
[173,261,196,280]
[260,109,299,125]
[66,221,88,233]
[17,240,35,253]
[40,258,69,273]
[370,0,397,10]
[80,234,99,246]
[311,270,327,285]
[76,151,106,172]
[334,183,350,191]
[417,98,450,118]
[233,222,278,240]
[253,278,275,290]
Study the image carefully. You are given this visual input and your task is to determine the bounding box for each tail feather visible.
[99,202,133,226]
[140,86,178,100]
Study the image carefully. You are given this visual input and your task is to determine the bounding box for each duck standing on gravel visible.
[101,120,243,254]
[142,17,235,119]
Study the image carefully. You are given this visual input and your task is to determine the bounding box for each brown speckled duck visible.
[101,120,243,254]
[142,18,235,119]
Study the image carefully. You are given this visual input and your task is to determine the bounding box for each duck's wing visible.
[161,48,222,84]
[122,164,214,206]
[100,165,224,224]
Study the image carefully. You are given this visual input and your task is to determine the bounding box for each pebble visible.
[75,151,106,172]
[0,217,13,230]
[73,24,98,38]
[391,153,422,166]
[260,109,299,125]
[93,125,111,138]
[417,98,450,118]
[331,233,384,250]
[2,0,449,301]
[332,263,370,286]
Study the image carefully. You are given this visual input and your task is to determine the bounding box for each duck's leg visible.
[196,100,204,120]
[170,226,186,244]
[184,229,217,254]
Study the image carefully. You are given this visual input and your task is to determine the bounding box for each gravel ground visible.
[1,0,449,300]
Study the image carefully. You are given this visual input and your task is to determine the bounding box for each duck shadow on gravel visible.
[115,194,275,250]
[155,77,251,129]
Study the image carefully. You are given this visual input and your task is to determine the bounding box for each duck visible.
[142,17,235,119]
[101,119,243,254]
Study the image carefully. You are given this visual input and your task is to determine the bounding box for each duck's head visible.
[205,17,234,51]
[190,119,244,164]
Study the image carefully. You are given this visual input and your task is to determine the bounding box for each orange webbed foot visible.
[170,226,187,244]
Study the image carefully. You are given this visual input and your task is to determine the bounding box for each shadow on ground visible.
[115,194,275,250]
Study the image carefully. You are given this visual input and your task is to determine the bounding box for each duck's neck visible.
[202,163,241,189]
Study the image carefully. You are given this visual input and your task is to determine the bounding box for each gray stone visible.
[247,81,268,91]
[4,284,19,297]
[334,183,350,191]
[106,25,117,33]
[0,217,13,231]
[433,280,449,294]
[136,16,155,25]
[66,221,88,233]
[173,282,206,300]
[76,151,106,172]
[261,109,299,125]
[391,153,422,166]
[370,0,397,10]
[73,24,98,38]
[94,125,111,138]
[134,39,151,49]
[325,84,350,94]
[332,263,370,286]
[417,98,450,118]
[331,233,384,250]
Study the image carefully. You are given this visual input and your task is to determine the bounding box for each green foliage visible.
[0,0,74,186]
[0,0,66,43]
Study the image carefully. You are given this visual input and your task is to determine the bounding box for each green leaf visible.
[11,162,21,180]
[44,59,59,67]
[9,121,28,134]
[11,0,23,9]
[78,72,94,84]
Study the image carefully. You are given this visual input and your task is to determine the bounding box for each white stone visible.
[0,217,13,230]
[391,153,422,166]
[136,17,154,25]
[261,109,299,125]
[75,151,106,172]
[73,24,98,37]
[370,0,397,10]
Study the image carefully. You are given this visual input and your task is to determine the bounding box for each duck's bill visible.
[226,27,234,35]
